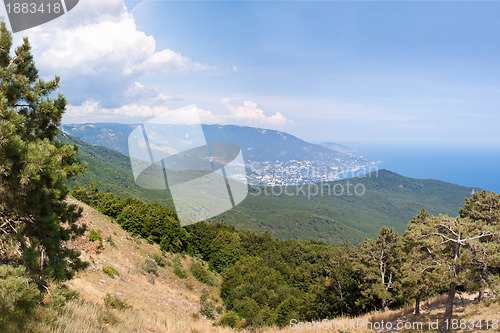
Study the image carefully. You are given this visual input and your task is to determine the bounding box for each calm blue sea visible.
[352,145,500,192]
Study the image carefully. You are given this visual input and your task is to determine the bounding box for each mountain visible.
[60,123,377,186]
[61,123,134,156]
[59,133,478,245]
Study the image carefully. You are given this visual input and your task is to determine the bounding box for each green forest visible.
[71,184,500,330]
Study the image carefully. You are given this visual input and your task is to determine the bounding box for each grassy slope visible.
[61,198,222,332]
[60,134,479,245]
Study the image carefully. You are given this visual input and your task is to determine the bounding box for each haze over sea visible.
[355,144,500,193]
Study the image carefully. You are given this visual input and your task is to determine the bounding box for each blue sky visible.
[2,0,500,147]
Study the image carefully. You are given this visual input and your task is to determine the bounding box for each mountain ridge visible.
[59,132,478,245]
[61,123,377,186]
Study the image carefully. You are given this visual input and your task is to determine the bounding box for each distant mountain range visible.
[60,123,377,186]
[58,133,479,245]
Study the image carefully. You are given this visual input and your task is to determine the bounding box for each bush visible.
[142,258,159,276]
[173,255,187,279]
[190,261,218,286]
[151,252,166,267]
[103,293,131,310]
[102,266,119,278]
[88,229,103,249]
[106,235,116,247]
[200,289,216,320]
[218,311,242,328]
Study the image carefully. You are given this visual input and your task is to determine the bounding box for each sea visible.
[344,144,500,193]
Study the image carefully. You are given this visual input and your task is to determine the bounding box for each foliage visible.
[200,289,216,320]
[64,130,476,246]
[190,260,219,286]
[103,293,131,310]
[0,265,41,332]
[106,235,116,247]
[173,254,187,279]
[88,229,103,249]
[0,23,86,287]
[218,310,242,328]
[209,230,241,272]
[354,227,404,312]
[0,264,80,332]
[151,252,166,267]
[103,265,120,279]
[142,258,159,276]
[73,185,189,253]
[405,193,500,331]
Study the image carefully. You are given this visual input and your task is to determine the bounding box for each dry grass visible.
[55,199,500,333]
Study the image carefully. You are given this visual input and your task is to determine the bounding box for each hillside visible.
[59,133,478,245]
[214,169,478,245]
[57,133,173,207]
[55,199,500,332]
[61,198,217,332]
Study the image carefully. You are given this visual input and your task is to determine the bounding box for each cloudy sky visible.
[2,0,500,147]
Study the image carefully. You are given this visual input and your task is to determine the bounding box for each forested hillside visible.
[71,185,500,331]
[59,133,478,245]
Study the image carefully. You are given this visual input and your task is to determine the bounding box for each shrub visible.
[174,266,187,279]
[88,229,103,249]
[102,266,119,278]
[172,255,187,279]
[142,258,159,276]
[106,235,116,247]
[218,311,242,328]
[200,289,216,320]
[103,293,131,310]
[190,261,218,287]
[151,252,166,267]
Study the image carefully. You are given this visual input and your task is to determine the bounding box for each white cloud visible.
[129,49,211,75]
[124,81,182,105]
[20,0,209,76]
[220,98,288,126]
[65,100,172,123]
[64,98,289,128]
[10,0,210,107]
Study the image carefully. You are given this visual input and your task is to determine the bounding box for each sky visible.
[2,0,500,148]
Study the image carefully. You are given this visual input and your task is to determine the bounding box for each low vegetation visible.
[102,266,120,279]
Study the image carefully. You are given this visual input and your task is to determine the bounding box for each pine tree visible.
[355,227,403,312]
[0,23,86,288]
[402,209,448,316]
[405,208,500,331]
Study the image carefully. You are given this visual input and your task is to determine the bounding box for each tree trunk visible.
[415,294,421,316]
[477,290,483,302]
[440,281,457,332]
[382,299,389,312]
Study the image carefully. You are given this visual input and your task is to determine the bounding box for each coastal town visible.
[229,159,379,186]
